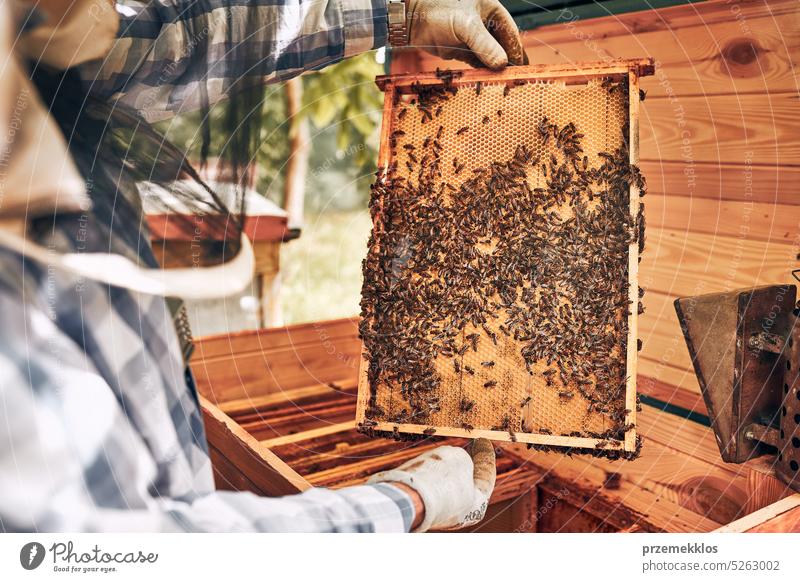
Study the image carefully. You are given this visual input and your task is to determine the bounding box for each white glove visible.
[368,439,496,531]
[407,0,527,69]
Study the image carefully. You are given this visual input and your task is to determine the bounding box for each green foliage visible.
[280,210,372,323]
[301,52,384,169]
[156,52,383,210]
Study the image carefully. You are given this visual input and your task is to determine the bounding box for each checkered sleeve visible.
[0,267,413,533]
[78,0,389,122]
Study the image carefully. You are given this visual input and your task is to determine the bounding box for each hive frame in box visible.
[356,59,654,455]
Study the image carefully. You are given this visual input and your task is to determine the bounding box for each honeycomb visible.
[357,62,650,456]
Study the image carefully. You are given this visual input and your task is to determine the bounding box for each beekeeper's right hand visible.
[407,0,527,69]
[369,438,496,531]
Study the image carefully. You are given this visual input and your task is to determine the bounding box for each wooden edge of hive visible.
[624,68,642,453]
[358,421,640,458]
[375,58,656,91]
[713,495,800,533]
[199,394,312,494]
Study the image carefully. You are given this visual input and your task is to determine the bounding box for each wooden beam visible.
[193,317,359,360]
[219,379,355,416]
[640,227,797,298]
[200,395,310,496]
[637,373,706,415]
[647,195,800,244]
[193,337,362,403]
[715,494,800,532]
[260,421,355,448]
[639,93,799,167]
[412,1,800,100]
[640,161,800,205]
[516,1,800,99]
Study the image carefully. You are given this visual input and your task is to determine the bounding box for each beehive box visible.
[191,317,797,532]
[356,60,653,456]
[191,318,544,532]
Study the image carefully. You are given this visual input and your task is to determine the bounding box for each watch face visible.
[388,1,405,23]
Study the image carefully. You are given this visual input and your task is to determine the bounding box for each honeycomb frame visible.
[356,59,654,456]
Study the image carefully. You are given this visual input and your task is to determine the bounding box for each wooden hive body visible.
[192,318,797,532]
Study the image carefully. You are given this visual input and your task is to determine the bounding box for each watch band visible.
[387,0,408,47]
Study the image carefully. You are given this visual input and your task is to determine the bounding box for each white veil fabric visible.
[0,0,255,300]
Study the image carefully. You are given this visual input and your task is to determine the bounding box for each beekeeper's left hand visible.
[369,438,496,531]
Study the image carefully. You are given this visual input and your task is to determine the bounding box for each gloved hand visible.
[368,439,496,531]
[407,0,527,69]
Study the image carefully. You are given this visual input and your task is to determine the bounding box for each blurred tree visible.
[301,52,383,168]
[155,52,383,213]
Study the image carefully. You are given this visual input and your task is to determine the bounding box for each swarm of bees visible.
[358,73,645,458]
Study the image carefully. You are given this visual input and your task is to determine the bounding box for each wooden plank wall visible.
[391,0,800,412]
[193,317,362,404]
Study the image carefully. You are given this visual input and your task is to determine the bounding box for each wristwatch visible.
[388,0,409,47]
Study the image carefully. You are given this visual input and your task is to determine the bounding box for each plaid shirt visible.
[0,0,415,532]
[80,0,389,121]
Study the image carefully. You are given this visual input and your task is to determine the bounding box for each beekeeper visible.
[0,0,525,532]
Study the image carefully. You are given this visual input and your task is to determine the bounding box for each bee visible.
[503,84,511,97]
[423,427,437,436]
[461,423,474,431]
[459,398,476,413]
[464,365,475,375]
[398,108,407,121]
[456,126,469,136]
[639,89,647,102]
[482,115,490,124]
[520,396,532,407]
[558,390,575,400]
[481,361,495,367]
[484,380,497,388]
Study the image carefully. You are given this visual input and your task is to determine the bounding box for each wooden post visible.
[283,77,309,230]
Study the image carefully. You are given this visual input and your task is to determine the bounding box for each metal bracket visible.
[675,285,800,492]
